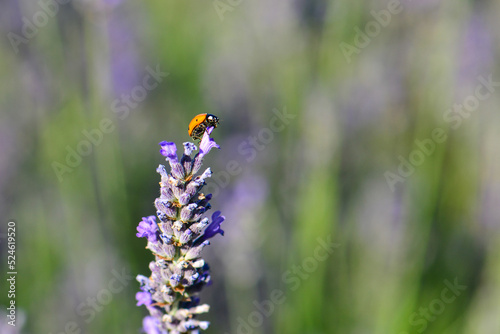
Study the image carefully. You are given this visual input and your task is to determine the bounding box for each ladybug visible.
[188,113,219,141]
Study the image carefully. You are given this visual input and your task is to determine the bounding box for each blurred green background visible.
[1,0,500,333]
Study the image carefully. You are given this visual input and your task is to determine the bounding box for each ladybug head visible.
[207,114,219,125]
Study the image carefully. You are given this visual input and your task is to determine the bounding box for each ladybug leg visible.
[191,126,205,141]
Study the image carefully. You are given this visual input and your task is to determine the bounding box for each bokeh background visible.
[1,0,500,333]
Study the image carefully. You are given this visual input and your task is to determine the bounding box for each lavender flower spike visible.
[136,130,224,334]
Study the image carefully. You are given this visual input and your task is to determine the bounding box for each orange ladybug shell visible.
[188,114,208,137]
[188,113,219,140]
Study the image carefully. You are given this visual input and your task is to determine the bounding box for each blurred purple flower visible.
[215,174,268,288]
[0,0,23,37]
[480,183,500,232]
[103,0,123,7]
[405,0,443,12]
[0,309,25,334]
[136,291,153,306]
[136,131,222,333]
[458,13,493,89]
[136,216,158,243]
[107,12,142,97]
[142,316,164,334]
